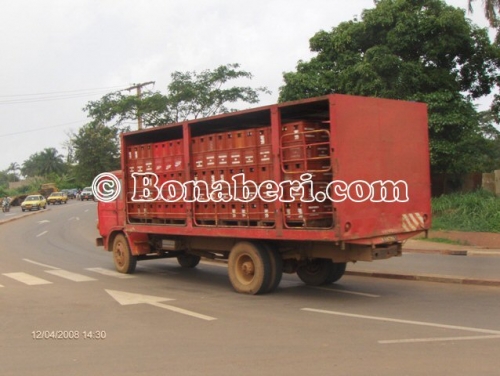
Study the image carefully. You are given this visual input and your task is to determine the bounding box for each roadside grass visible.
[431,190,500,233]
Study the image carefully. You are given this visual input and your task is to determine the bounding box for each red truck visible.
[96,94,431,294]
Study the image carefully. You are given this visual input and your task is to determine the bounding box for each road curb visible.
[0,208,50,226]
[346,270,500,287]
[404,248,500,257]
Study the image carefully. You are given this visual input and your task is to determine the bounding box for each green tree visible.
[2,162,21,183]
[21,148,66,177]
[279,0,500,175]
[476,110,500,170]
[83,63,269,128]
[71,122,120,185]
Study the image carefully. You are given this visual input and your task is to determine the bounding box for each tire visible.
[43,205,46,209]
[228,241,271,295]
[325,262,347,284]
[177,254,201,268]
[261,243,283,293]
[22,208,25,212]
[112,234,137,274]
[297,258,334,286]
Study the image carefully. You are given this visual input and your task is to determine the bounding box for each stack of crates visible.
[281,121,333,227]
[125,121,333,227]
[192,128,271,225]
[126,143,153,220]
[153,139,186,221]
[127,139,186,222]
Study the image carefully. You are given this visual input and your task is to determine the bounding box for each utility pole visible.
[124,81,155,130]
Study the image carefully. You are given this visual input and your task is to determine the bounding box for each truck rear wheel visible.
[297,258,333,286]
[325,262,347,284]
[228,241,271,295]
[112,234,137,274]
[177,254,201,268]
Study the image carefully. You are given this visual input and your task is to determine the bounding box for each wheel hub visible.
[241,261,255,276]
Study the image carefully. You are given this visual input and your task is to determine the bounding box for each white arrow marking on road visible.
[38,220,50,224]
[105,289,217,321]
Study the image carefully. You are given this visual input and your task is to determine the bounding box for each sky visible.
[0,0,493,172]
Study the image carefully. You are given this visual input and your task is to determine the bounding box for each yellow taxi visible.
[21,195,47,211]
[47,192,68,205]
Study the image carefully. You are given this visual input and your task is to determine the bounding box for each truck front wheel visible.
[297,258,334,286]
[112,234,137,274]
[261,243,283,293]
[228,241,271,295]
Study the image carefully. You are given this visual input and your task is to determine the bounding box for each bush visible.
[431,190,500,232]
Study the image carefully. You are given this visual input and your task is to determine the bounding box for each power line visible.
[0,120,84,138]
[0,85,131,105]
[0,85,128,98]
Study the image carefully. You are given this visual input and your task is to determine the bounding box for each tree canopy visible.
[84,63,270,129]
[279,0,500,174]
[71,122,121,185]
[21,148,66,178]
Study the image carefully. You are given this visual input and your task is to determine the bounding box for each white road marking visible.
[23,259,59,269]
[86,267,135,279]
[2,272,52,285]
[310,286,380,298]
[150,302,217,321]
[45,269,97,282]
[106,289,217,321]
[36,231,48,237]
[301,308,500,339]
[0,284,4,288]
[38,220,50,224]
[379,335,500,344]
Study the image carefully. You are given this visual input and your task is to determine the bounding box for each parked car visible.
[80,187,94,201]
[61,189,76,199]
[47,192,68,205]
[21,195,47,211]
[68,189,78,199]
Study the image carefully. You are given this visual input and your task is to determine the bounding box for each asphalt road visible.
[1,201,500,376]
